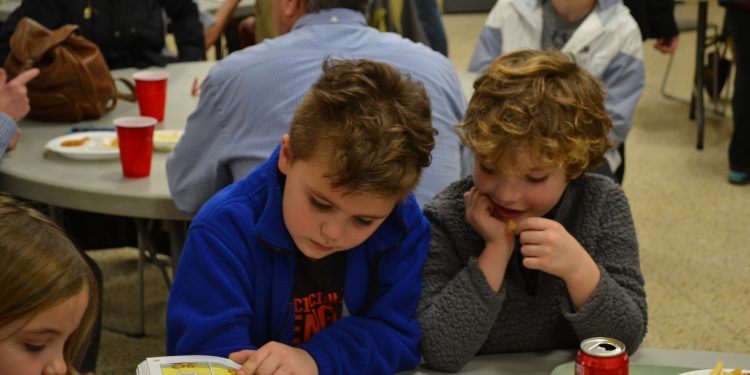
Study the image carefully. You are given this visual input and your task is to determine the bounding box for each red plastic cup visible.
[114,116,157,178]
[133,71,169,122]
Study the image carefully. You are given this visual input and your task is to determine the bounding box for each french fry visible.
[709,361,724,375]
[61,136,90,147]
[725,368,741,375]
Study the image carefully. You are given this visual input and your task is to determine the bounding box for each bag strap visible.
[102,77,136,111]
[115,77,136,102]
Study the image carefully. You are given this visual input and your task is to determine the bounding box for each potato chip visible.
[507,219,517,233]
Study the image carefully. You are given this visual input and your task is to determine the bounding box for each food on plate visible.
[708,361,749,375]
[154,131,182,142]
[107,138,119,148]
[711,361,725,375]
[61,136,90,147]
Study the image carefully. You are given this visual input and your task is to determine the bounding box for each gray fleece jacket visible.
[417,174,647,372]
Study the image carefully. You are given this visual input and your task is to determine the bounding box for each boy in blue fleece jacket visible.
[166,59,435,375]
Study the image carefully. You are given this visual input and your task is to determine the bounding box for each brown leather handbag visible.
[3,17,128,122]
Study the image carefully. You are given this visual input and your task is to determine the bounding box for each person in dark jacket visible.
[0,0,205,69]
[618,0,678,182]
[623,0,679,53]
[722,1,750,184]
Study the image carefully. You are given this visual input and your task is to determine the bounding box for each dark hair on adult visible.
[289,58,435,200]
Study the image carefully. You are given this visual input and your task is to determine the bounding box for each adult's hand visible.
[0,67,40,122]
[654,35,679,54]
[8,127,21,151]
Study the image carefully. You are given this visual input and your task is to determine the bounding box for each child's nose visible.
[43,354,67,375]
[493,180,521,205]
[320,220,344,241]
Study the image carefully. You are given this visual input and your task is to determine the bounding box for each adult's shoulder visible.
[205,34,306,83]
[373,31,456,73]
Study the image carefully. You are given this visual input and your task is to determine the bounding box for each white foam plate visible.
[45,131,119,160]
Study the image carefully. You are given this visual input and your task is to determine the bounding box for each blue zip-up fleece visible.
[166,146,430,375]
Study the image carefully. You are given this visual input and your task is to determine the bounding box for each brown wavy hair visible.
[458,49,612,179]
[0,195,99,375]
[289,58,435,200]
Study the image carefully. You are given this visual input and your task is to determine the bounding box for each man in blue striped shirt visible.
[167,0,468,214]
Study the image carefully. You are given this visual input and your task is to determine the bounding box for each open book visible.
[136,355,241,375]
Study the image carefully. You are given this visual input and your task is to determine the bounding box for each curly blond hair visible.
[458,49,612,179]
[289,58,435,200]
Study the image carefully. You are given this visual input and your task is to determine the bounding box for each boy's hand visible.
[464,187,514,249]
[517,217,589,278]
[230,342,319,375]
[464,187,515,291]
[517,217,600,308]
[8,128,21,151]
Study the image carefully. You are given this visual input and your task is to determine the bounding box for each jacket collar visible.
[254,145,409,256]
[254,146,296,253]
[292,8,367,31]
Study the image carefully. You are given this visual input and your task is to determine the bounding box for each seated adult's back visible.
[167,2,468,214]
[0,0,205,69]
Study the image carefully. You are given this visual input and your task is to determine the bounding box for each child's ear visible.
[569,171,583,181]
[278,134,292,175]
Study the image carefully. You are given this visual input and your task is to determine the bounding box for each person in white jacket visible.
[469,0,644,183]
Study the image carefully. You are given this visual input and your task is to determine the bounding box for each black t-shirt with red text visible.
[292,250,346,345]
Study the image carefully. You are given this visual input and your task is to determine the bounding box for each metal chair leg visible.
[104,219,173,338]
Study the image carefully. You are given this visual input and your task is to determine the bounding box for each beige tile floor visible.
[93,4,749,374]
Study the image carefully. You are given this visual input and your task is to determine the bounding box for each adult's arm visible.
[601,29,645,148]
[0,113,17,159]
[163,0,206,61]
[202,0,240,48]
[623,0,678,40]
[167,68,233,214]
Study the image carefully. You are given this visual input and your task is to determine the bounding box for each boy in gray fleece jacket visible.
[417,49,647,372]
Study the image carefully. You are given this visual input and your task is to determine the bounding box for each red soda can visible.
[575,337,629,375]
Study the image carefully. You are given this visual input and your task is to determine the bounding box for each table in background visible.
[396,349,750,374]
[0,60,215,336]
